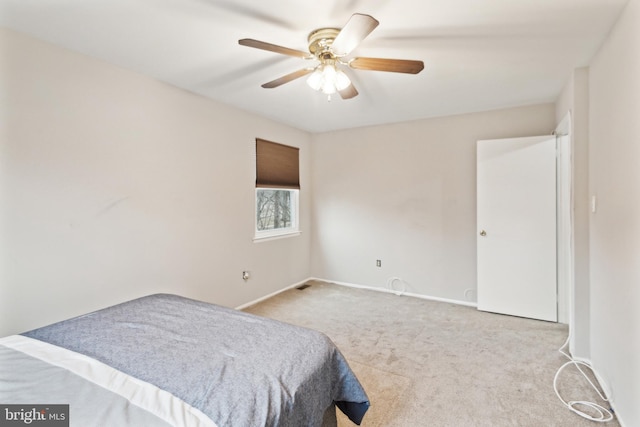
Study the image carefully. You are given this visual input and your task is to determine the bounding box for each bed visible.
[0,293,369,426]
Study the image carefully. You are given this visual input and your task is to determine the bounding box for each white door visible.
[477,135,557,322]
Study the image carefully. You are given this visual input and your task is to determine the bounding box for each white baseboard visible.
[308,277,478,308]
[234,278,310,310]
[236,276,478,311]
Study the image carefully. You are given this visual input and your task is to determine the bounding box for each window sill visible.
[253,231,301,243]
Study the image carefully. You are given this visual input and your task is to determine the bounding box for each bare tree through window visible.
[256,189,292,231]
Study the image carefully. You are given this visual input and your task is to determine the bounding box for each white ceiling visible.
[0,0,629,133]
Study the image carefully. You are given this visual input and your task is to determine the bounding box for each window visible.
[254,139,300,240]
[256,188,298,237]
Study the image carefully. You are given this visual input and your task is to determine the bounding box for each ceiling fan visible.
[238,13,424,100]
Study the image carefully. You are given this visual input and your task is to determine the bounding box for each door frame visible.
[556,113,574,328]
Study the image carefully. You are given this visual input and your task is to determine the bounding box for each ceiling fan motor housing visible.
[308,28,341,58]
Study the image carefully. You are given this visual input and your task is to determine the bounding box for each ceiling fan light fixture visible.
[321,64,338,94]
[306,67,324,91]
[306,63,351,95]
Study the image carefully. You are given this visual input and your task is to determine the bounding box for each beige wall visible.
[0,29,312,336]
[588,0,640,424]
[310,104,556,303]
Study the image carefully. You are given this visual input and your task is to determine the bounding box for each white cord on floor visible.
[553,335,614,422]
[386,277,407,296]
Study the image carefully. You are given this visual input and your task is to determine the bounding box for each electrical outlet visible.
[376,260,382,267]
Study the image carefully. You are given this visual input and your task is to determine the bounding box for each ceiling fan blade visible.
[349,57,424,74]
[239,39,311,59]
[339,83,359,100]
[331,13,379,56]
[261,68,314,88]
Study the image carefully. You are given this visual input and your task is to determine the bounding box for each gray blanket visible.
[23,294,369,426]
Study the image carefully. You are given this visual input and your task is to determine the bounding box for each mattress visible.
[0,293,369,426]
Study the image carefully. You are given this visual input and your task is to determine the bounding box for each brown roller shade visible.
[256,138,300,189]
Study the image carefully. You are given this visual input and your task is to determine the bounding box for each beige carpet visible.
[243,280,619,427]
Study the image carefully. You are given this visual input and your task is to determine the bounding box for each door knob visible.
[479,230,487,236]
